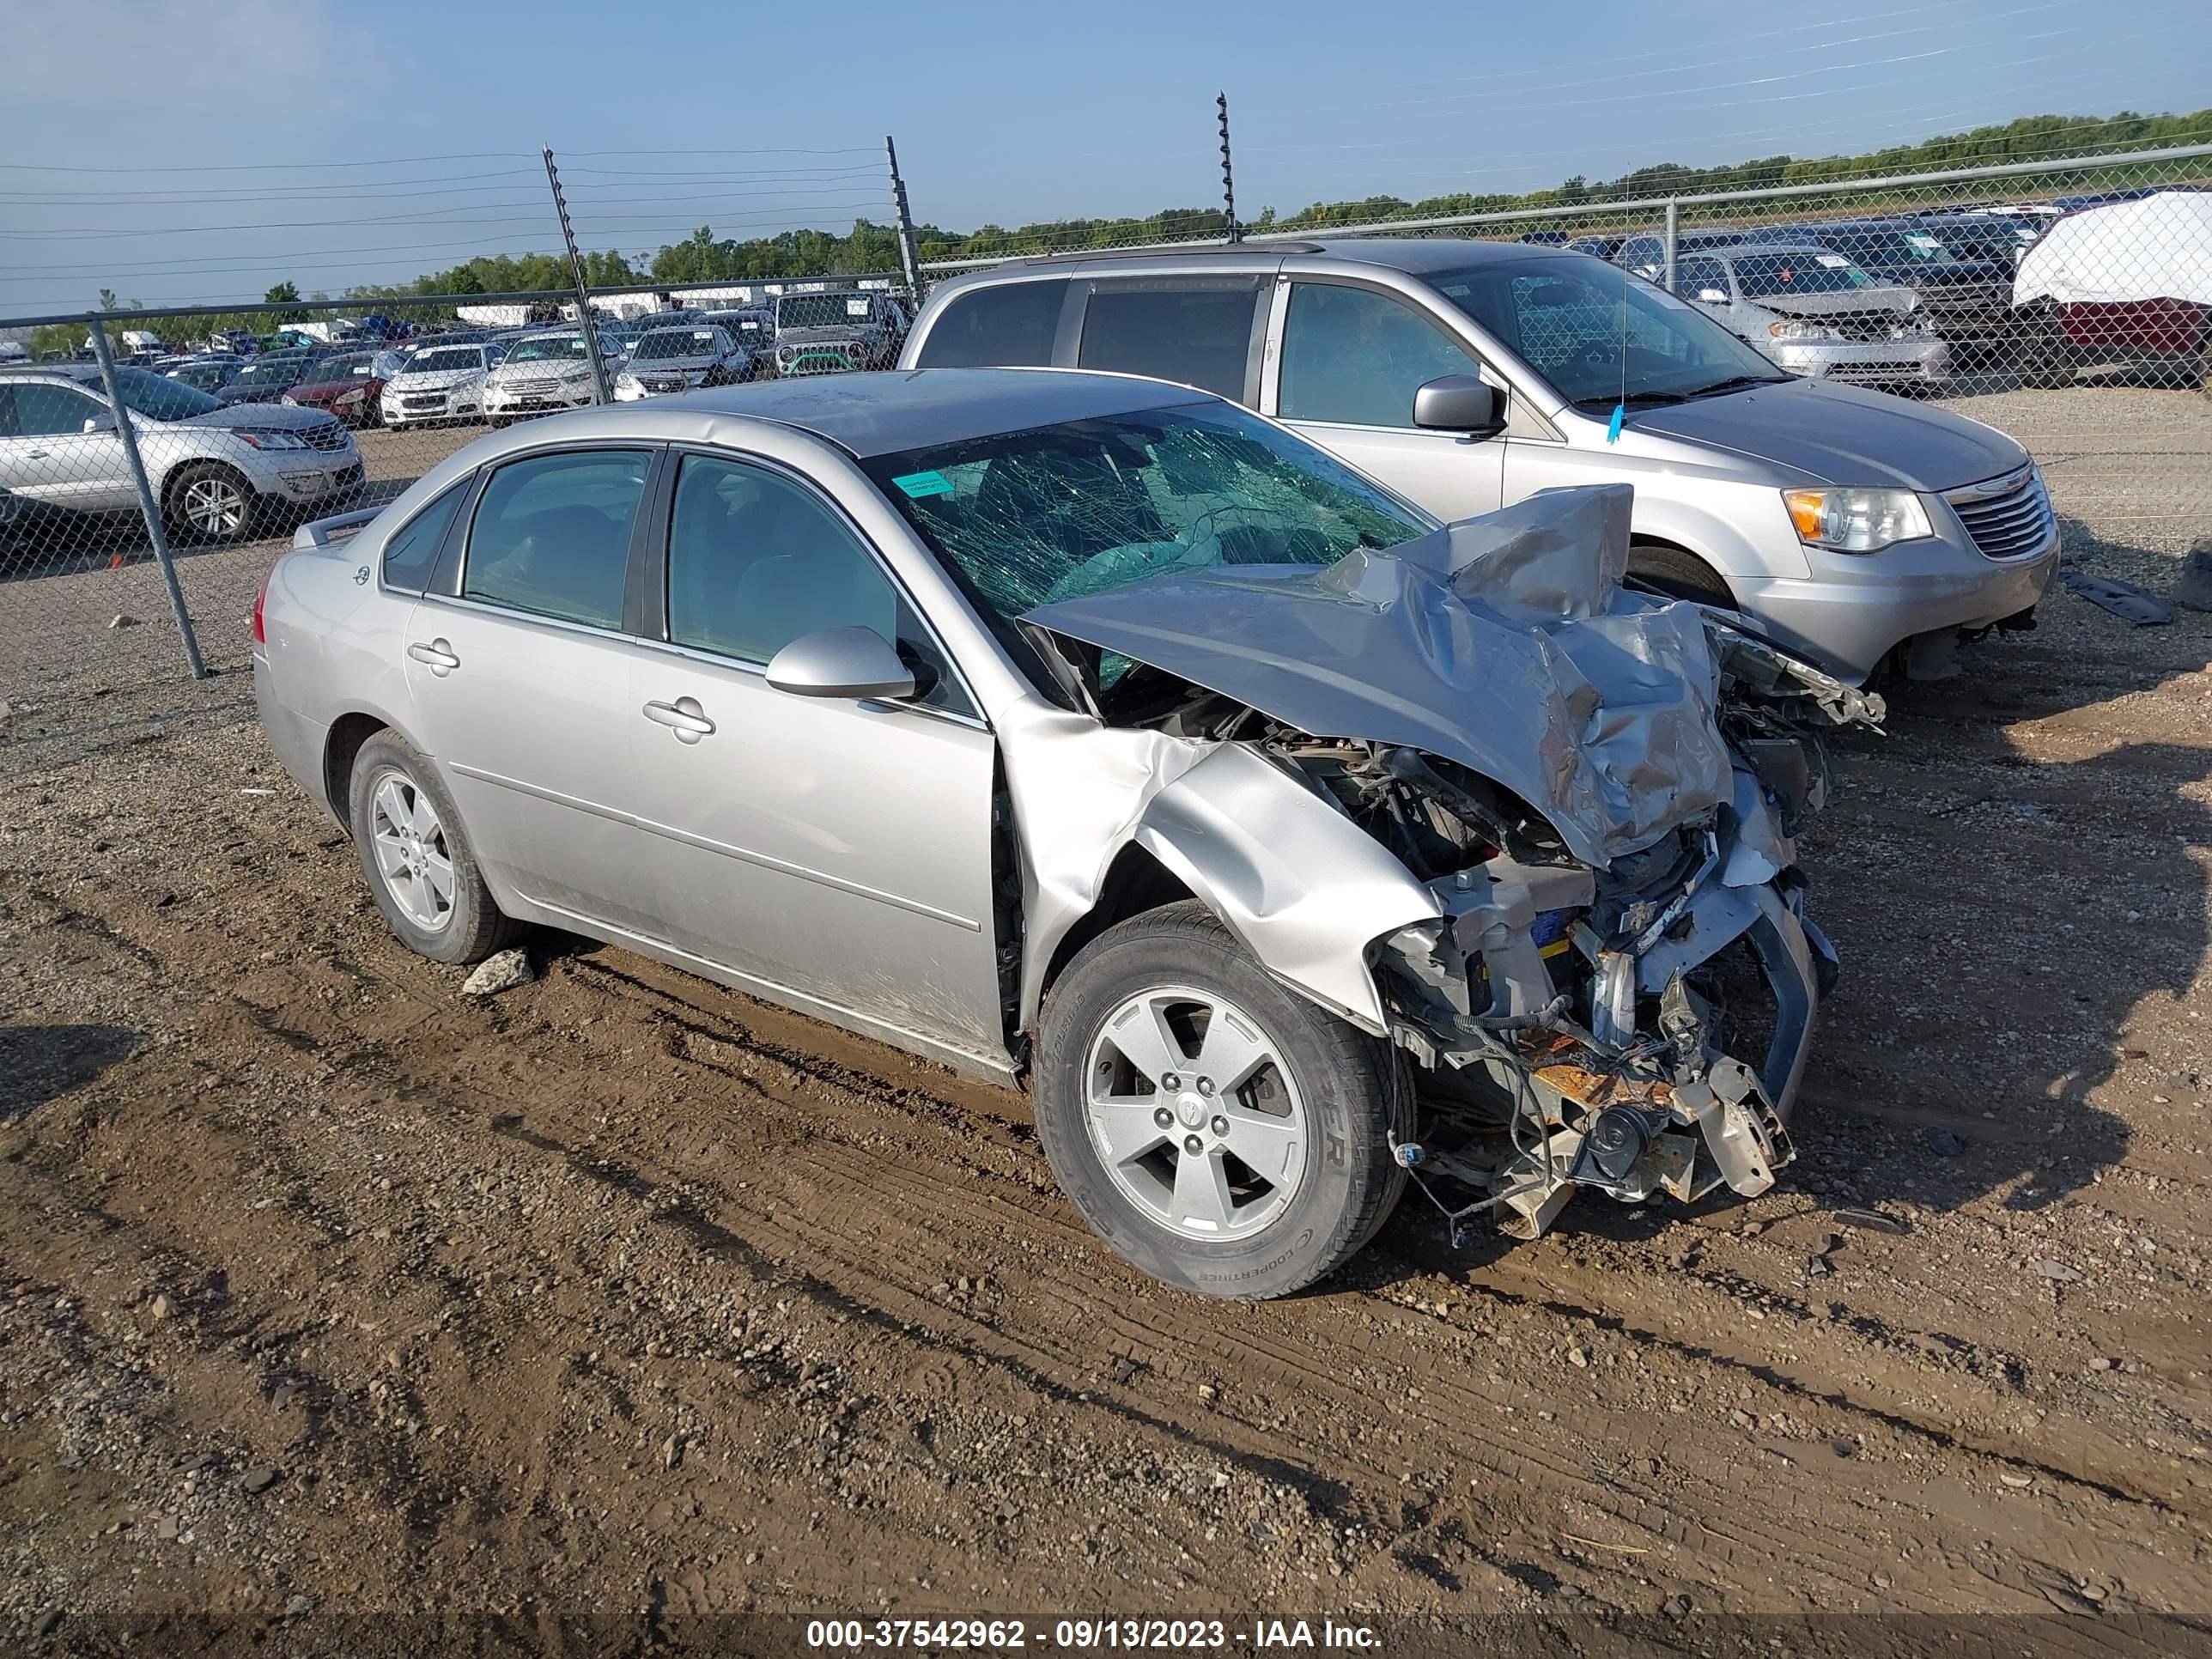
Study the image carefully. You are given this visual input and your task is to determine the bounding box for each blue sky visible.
[1,0,2206,313]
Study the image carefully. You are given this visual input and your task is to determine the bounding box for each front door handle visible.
[642,696,715,744]
[25,450,49,460]
[407,638,460,676]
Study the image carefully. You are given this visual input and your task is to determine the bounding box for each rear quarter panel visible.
[257,540,422,802]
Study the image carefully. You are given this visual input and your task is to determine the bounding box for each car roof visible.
[671,368,1215,458]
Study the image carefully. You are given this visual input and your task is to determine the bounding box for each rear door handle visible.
[642,696,715,744]
[406,638,460,675]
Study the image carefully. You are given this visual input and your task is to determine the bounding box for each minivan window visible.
[1428,258,1787,410]
[915,279,1067,368]
[382,479,471,592]
[1277,283,1483,428]
[463,450,651,629]
[1076,283,1260,400]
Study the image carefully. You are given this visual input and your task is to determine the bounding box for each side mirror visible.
[1412,374,1503,435]
[763,625,916,702]
[1697,288,1730,305]
[82,413,118,434]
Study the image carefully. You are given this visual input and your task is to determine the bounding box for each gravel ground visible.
[1,386,2209,1653]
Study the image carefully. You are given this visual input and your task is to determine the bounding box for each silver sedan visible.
[254,369,1878,1298]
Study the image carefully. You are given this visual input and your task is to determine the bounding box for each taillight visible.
[252,569,270,644]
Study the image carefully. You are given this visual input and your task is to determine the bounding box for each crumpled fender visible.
[1000,706,1438,1037]
[1126,745,1440,1035]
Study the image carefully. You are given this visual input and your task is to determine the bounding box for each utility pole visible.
[885,136,922,296]
[542,147,612,403]
[1217,92,1240,244]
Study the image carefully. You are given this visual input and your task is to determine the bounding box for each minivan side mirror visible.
[764,625,916,702]
[1412,374,1503,437]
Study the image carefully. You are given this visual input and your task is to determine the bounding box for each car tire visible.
[162,461,259,545]
[348,731,525,967]
[1033,901,1410,1300]
[488,416,511,429]
[2015,337,2075,390]
[1627,540,1736,608]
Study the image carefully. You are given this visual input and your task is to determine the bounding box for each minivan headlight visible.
[1783,488,1933,553]
[1769,319,1839,342]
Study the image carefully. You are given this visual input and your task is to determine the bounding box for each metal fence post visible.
[88,315,207,679]
[1662,198,1679,294]
[885,136,922,296]
[543,147,613,404]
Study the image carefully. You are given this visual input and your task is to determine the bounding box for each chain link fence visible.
[0,277,908,760]
[3,143,2208,761]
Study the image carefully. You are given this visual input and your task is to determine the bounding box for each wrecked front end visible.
[1022,484,1881,1244]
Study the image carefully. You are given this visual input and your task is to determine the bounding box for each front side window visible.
[665,453,896,657]
[915,279,1067,368]
[9,382,106,436]
[462,450,651,629]
[1676,258,1731,300]
[382,479,470,592]
[1277,283,1482,428]
[862,400,1430,691]
[1076,283,1261,400]
[1431,257,1788,410]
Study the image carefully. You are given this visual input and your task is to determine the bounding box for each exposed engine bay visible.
[1018,483,1883,1244]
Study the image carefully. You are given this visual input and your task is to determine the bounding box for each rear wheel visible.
[1627,540,1735,608]
[1033,902,1409,1299]
[163,461,258,545]
[348,732,523,965]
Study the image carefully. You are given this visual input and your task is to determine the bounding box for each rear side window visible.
[1076,282,1261,401]
[915,280,1068,368]
[463,449,652,629]
[380,480,470,592]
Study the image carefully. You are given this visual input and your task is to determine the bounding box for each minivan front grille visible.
[1949,469,2054,560]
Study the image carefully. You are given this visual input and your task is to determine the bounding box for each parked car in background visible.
[0,362,360,544]
[283,350,388,428]
[1747,218,2021,367]
[164,356,245,394]
[700,307,775,353]
[2012,191,2212,389]
[254,369,1875,1297]
[1674,245,1947,388]
[902,238,2057,684]
[772,290,902,375]
[380,343,503,428]
[1917,209,2045,269]
[215,351,327,406]
[614,324,758,399]
[1613,228,1760,279]
[483,328,622,425]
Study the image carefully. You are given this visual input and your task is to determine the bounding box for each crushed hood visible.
[1024,484,1738,869]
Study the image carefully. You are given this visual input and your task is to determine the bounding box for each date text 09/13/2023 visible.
[805,1617,1382,1650]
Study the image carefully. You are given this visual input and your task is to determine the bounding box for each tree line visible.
[27,106,2207,356]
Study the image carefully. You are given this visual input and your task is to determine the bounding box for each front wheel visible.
[1033,902,1409,1299]
[1626,540,1735,609]
[348,732,524,965]
[163,461,258,544]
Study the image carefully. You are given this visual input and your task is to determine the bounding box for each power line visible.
[0,152,537,173]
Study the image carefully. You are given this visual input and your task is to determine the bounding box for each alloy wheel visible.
[368,770,456,933]
[1082,985,1307,1240]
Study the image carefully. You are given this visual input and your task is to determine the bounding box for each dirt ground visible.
[2,387,2210,1654]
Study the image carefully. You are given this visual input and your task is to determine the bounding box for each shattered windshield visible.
[864,402,1432,659]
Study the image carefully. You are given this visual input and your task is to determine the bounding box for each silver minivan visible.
[901,240,2058,683]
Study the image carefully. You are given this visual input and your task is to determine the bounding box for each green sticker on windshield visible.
[892,469,954,499]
